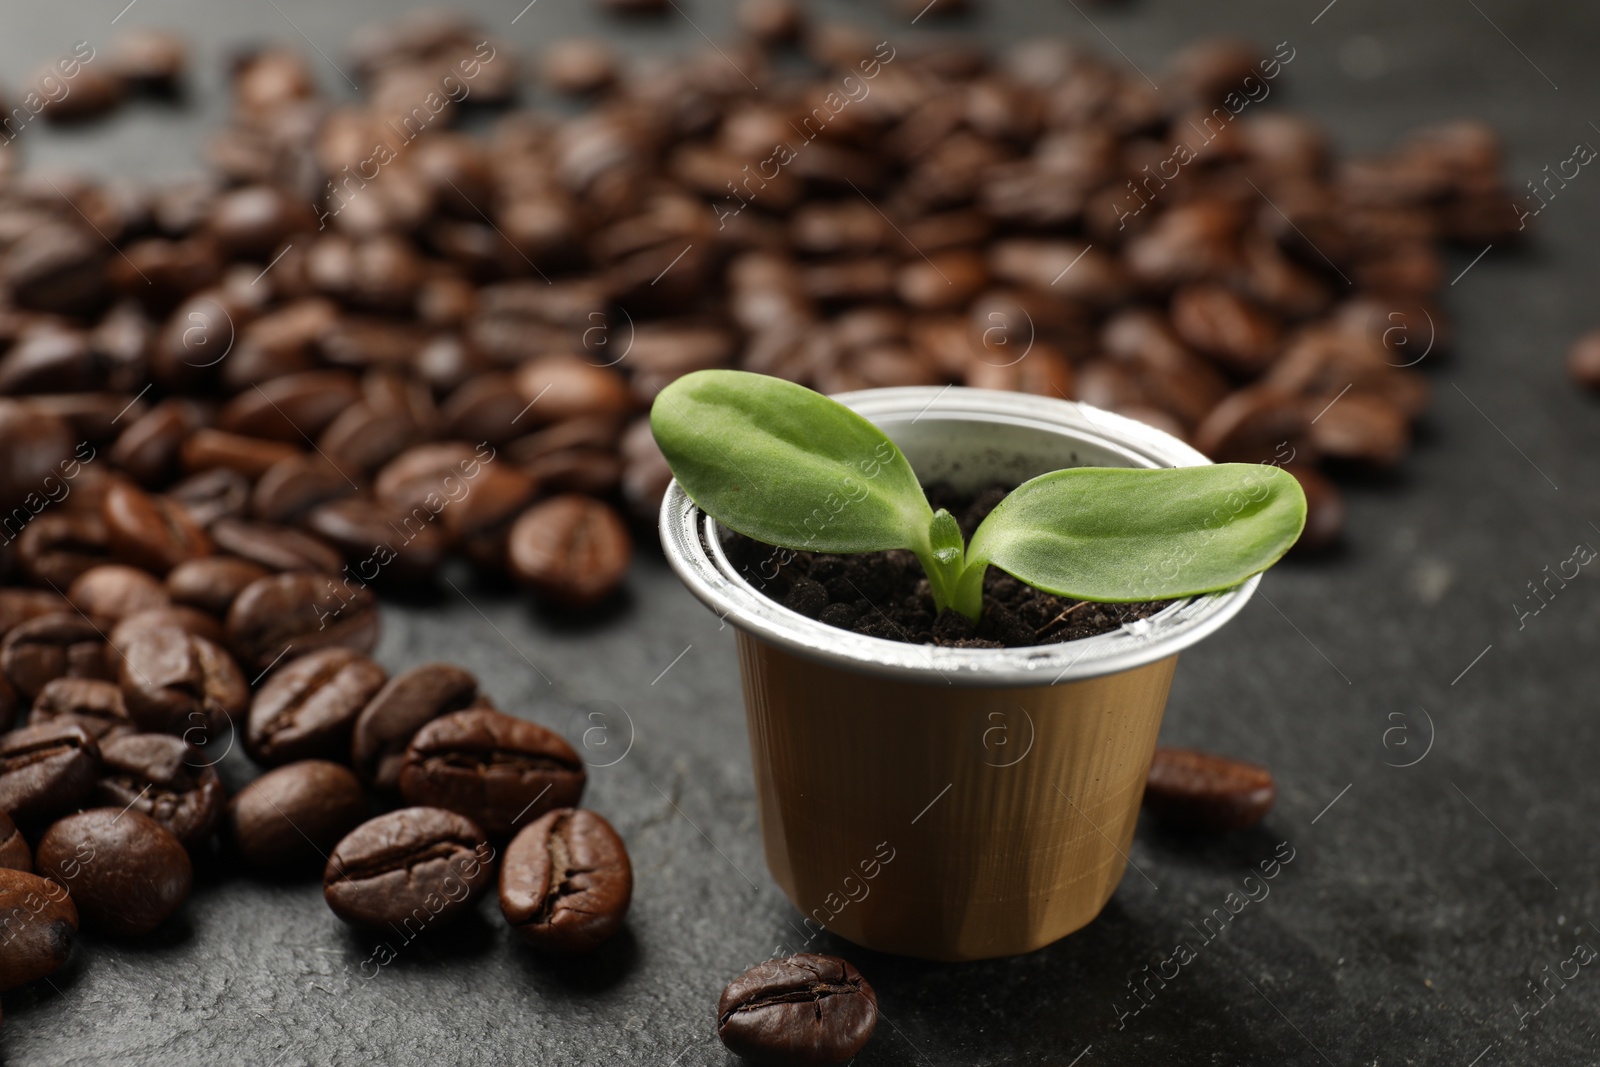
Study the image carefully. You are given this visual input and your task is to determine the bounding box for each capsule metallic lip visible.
[659,386,1260,687]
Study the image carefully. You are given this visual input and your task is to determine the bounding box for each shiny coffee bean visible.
[37,808,192,937]
[0,868,77,991]
[399,709,586,837]
[30,677,136,742]
[0,722,101,827]
[226,571,380,674]
[107,399,207,487]
[165,556,272,616]
[209,518,344,575]
[507,495,631,608]
[119,625,249,735]
[66,563,170,620]
[304,496,449,582]
[250,453,360,524]
[109,606,227,649]
[247,648,388,766]
[0,612,113,699]
[215,370,362,443]
[0,810,30,872]
[180,428,300,478]
[95,733,226,849]
[323,807,494,928]
[352,663,478,791]
[230,760,369,872]
[0,589,70,639]
[1143,746,1277,832]
[15,513,113,590]
[1567,331,1600,392]
[717,954,879,1067]
[165,467,251,527]
[0,402,76,512]
[499,808,631,953]
[102,482,213,574]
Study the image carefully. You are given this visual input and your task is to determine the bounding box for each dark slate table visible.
[4,0,1599,1063]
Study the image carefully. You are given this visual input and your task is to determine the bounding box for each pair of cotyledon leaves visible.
[651,370,1306,621]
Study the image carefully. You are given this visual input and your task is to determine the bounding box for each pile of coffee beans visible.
[0,582,633,1017]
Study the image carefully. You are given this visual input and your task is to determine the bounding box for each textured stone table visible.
[4,0,1598,1063]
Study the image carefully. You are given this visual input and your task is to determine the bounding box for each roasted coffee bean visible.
[507,495,631,608]
[0,327,98,395]
[510,356,634,428]
[229,760,369,872]
[109,606,227,649]
[1170,284,1281,377]
[717,954,879,1067]
[1192,386,1312,465]
[0,402,77,513]
[166,467,251,527]
[499,808,630,952]
[209,517,344,575]
[165,556,272,616]
[37,808,192,937]
[110,28,188,93]
[323,807,494,928]
[119,625,248,735]
[38,60,124,122]
[1143,746,1277,832]
[16,512,113,591]
[399,709,586,837]
[67,563,170,620]
[250,453,360,524]
[180,428,300,478]
[0,810,30,872]
[215,370,361,442]
[0,868,77,990]
[95,733,225,849]
[0,722,101,827]
[30,677,136,741]
[226,570,380,674]
[0,612,113,700]
[110,398,210,487]
[352,663,478,791]
[304,497,450,582]
[247,648,387,766]
[102,482,213,574]
[542,39,618,95]
[0,588,70,638]
[1567,331,1600,391]
[207,185,311,260]
[1306,393,1409,468]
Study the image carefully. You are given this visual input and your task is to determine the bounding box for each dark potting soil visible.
[721,483,1174,649]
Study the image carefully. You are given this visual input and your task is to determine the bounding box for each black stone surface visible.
[4,0,1600,1064]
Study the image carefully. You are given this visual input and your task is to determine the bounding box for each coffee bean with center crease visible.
[247,648,387,766]
[209,517,344,575]
[16,513,113,589]
[119,624,249,735]
[250,454,361,524]
[110,605,227,649]
[37,808,192,937]
[323,807,494,928]
[717,954,879,1067]
[507,495,631,608]
[66,563,171,620]
[30,677,136,741]
[229,760,368,873]
[399,709,586,837]
[0,722,101,828]
[165,556,272,616]
[1,612,113,700]
[499,808,630,953]
[352,663,477,791]
[165,467,251,527]
[0,868,78,991]
[0,810,32,871]
[95,733,226,849]
[304,496,450,582]
[1142,746,1277,831]
[226,571,380,674]
[0,588,70,638]
[103,482,213,574]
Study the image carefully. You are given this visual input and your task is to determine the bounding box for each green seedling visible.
[651,370,1307,622]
